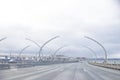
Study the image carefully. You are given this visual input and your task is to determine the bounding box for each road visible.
[0,62,120,80]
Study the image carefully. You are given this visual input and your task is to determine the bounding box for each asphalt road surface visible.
[0,62,120,80]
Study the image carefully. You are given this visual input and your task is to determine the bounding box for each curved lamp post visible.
[19,45,30,58]
[0,37,7,58]
[84,36,107,63]
[26,38,41,61]
[39,36,60,60]
[26,36,60,61]
[0,37,7,42]
[52,46,67,61]
[81,45,97,63]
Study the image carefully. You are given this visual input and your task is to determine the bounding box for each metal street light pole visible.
[19,45,30,58]
[0,37,7,42]
[52,46,67,62]
[81,45,97,63]
[0,37,7,59]
[39,36,60,61]
[25,38,41,61]
[26,36,60,61]
[84,36,107,63]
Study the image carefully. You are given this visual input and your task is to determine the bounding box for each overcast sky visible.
[0,0,120,58]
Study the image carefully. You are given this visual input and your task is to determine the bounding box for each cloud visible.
[0,0,119,58]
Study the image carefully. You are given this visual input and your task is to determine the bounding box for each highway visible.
[0,62,120,80]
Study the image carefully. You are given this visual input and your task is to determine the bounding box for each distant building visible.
[76,57,86,61]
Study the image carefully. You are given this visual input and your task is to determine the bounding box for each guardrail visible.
[0,61,78,70]
[89,62,120,70]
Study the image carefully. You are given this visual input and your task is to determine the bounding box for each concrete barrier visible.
[89,62,120,70]
[0,61,77,70]
[0,64,10,70]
